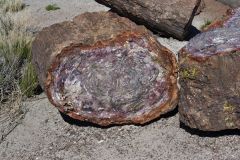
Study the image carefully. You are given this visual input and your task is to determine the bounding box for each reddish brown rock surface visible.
[96,0,201,40]
[178,27,240,131]
[32,12,178,126]
[203,7,240,31]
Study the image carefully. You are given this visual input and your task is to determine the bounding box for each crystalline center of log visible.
[186,28,240,57]
[51,39,169,119]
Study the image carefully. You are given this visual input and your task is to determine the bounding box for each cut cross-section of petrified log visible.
[203,7,240,31]
[32,12,178,126]
[179,27,240,131]
[96,0,201,40]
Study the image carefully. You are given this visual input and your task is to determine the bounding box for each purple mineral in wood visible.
[32,12,178,126]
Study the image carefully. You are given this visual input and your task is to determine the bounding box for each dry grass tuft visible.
[0,0,25,12]
[0,0,38,105]
[0,0,38,142]
[20,62,38,97]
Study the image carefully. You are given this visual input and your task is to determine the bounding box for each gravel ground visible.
[1,96,239,160]
[0,0,239,160]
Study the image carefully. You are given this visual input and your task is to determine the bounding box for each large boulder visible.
[96,0,201,40]
[178,27,240,131]
[32,12,178,126]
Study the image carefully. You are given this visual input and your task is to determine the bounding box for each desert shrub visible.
[201,20,212,30]
[0,0,25,12]
[0,0,36,143]
[45,4,60,11]
[19,62,38,97]
[0,1,38,102]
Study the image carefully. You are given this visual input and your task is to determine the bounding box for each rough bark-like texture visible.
[178,27,240,131]
[96,0,201,40]
[217,0,240,8]
[204,7,240,31]
[32,12,178,126]
[196,0,205,15]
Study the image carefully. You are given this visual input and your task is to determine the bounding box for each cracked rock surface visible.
[179,27,240,131]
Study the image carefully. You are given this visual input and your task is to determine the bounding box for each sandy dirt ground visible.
[0,0,239,160]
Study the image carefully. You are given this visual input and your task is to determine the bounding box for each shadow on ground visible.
[60,106,240,137]
[180,123,240,137]
[59,107,179,129]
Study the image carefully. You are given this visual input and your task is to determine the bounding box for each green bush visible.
[19,62,38,97]
[45,4,60,11]
[201,20,212,30]
[0,0,38,101]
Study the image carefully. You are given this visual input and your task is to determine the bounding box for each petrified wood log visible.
[179,27,240,131]
[196,0,205,15]
[96,0,201,40]
[32,12,178,126]
[217,0,240,8]
[203,7,240,31]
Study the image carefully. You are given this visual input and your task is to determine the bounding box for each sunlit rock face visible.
[32,12,178,126]
[179,26,240,131]
[204,7,240,31]
[50,38,169,121]
[223,8,240,28]
[186,28,240,57]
